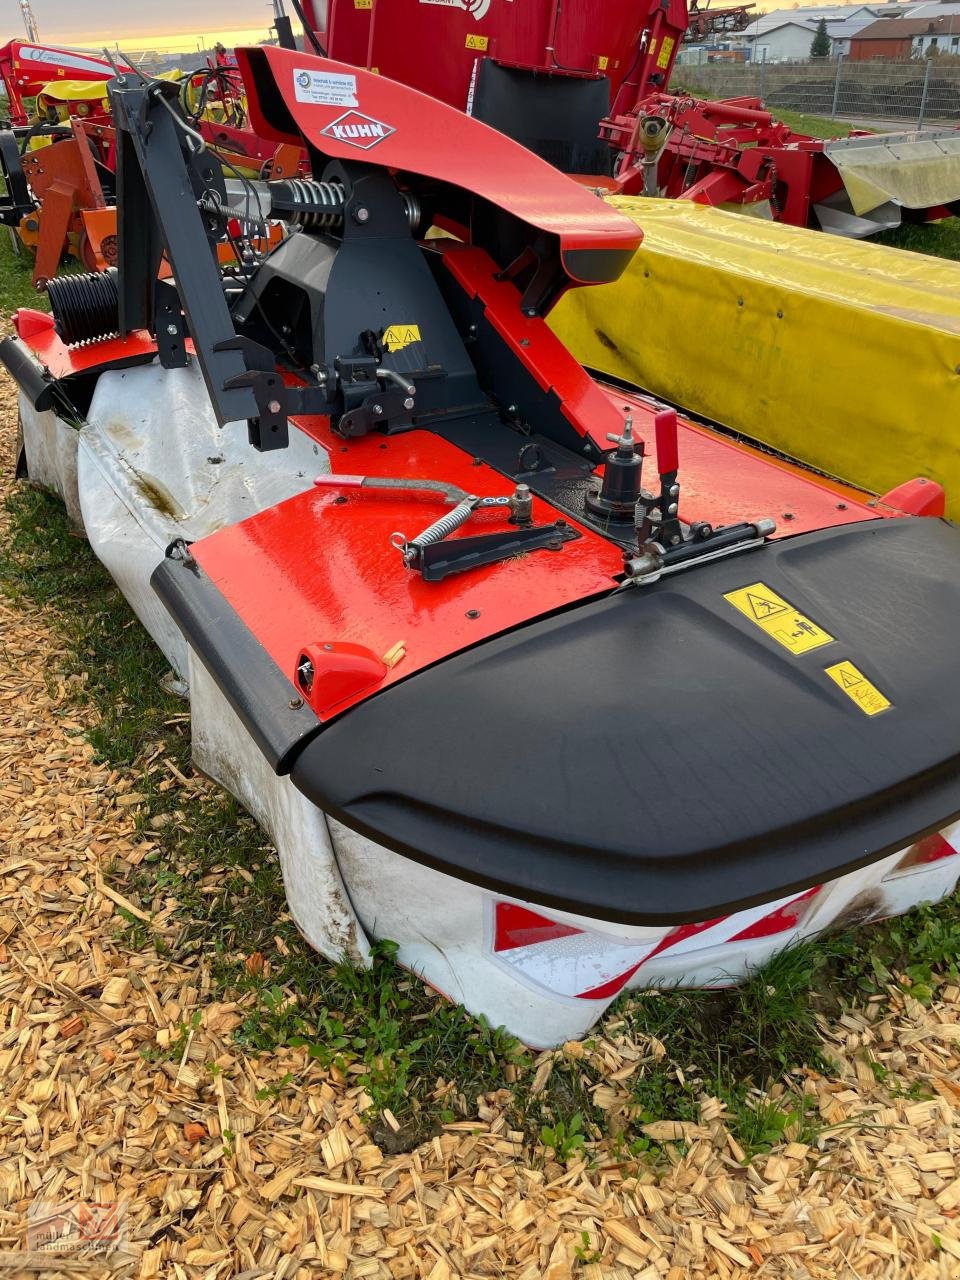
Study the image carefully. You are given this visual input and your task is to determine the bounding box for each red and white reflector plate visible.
[488,889,824,1002]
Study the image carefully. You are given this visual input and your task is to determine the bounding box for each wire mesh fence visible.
[673,57,960,128]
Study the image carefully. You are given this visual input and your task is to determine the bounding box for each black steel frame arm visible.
[108,74,301,451]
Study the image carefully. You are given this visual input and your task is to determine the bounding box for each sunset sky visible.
[14,2,281,51]
[14,0,861,51]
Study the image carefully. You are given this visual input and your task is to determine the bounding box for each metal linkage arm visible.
[108,74,298,451]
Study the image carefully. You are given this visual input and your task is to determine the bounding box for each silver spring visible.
[409,498,477,550]
[391,497,479,566]
[280,180,420,233]
[287,178,347,230]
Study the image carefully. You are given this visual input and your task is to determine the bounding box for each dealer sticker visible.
[294,69,359,108]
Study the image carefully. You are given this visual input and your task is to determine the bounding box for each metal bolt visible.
[465,609,481,619]
[403,396,415,410]
[166,323,179,336]
[323,643,333,651]
[783,511,794,520]
[737,297,744,307]
[288,698,303,709]
[267,399,282,414]
[353,206,370,224]
[373,404,383,416]
[777,310,784,319]
[837,502,847,510]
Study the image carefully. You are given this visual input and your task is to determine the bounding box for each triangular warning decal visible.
[839,667,863,688]
[746,591,787,620]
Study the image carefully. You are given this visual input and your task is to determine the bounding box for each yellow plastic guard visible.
[823,133,960,215]
[550,199,960,518]
[37,80,109,103]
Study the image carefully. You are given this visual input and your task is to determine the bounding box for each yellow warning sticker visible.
[355,0,372,8]
[656,36,676,69]
[382,324,422,352]
[724,582,835,656]
[598,55,609,70]
[465,33,489,50]
[825,661,891,717]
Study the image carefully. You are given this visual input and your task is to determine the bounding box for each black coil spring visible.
[47,268,120,347]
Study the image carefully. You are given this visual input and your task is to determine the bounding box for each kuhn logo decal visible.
[320,110,396,150]
[420,0,492,20]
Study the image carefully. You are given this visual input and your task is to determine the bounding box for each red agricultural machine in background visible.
[0,39,113,126]
[314,0,960,235]
[0,39,295,284]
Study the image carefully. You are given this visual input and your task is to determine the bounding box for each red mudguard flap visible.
[234,46,642,285]
[13,309,158,379]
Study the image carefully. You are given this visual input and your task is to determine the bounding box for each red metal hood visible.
[235,45,643,285]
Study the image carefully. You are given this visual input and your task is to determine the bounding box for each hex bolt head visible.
[353,206,370,224]
[166,323,179,336]
[267,399,282,415]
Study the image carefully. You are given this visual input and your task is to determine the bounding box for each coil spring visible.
[392,497,477,566]
[282,179,421,233]
[285,178,347,231]
[47,268,120,347]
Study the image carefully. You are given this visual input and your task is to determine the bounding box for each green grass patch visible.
[875,217,960,262]
[0,231,41,310]
[772,108,853,140]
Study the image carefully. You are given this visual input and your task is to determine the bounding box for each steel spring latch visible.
[391,494,510,569]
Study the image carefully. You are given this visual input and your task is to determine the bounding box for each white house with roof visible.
[737,3,922,61]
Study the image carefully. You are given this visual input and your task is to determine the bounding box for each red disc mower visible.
[3,50,958,1045]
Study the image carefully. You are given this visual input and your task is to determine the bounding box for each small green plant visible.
[574,1230,601,1265]
[540,1113,586,1162]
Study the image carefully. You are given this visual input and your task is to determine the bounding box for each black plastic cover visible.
[291,517,960,925]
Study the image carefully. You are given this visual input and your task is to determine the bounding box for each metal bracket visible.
[419,521,580,582]
[154,279,189,369]
[217,334,291,449]
[337,386,414,438]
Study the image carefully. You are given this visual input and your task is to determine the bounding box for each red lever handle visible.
[654,409,679,476]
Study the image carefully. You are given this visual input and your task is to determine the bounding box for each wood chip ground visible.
[2,377,959,1279]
